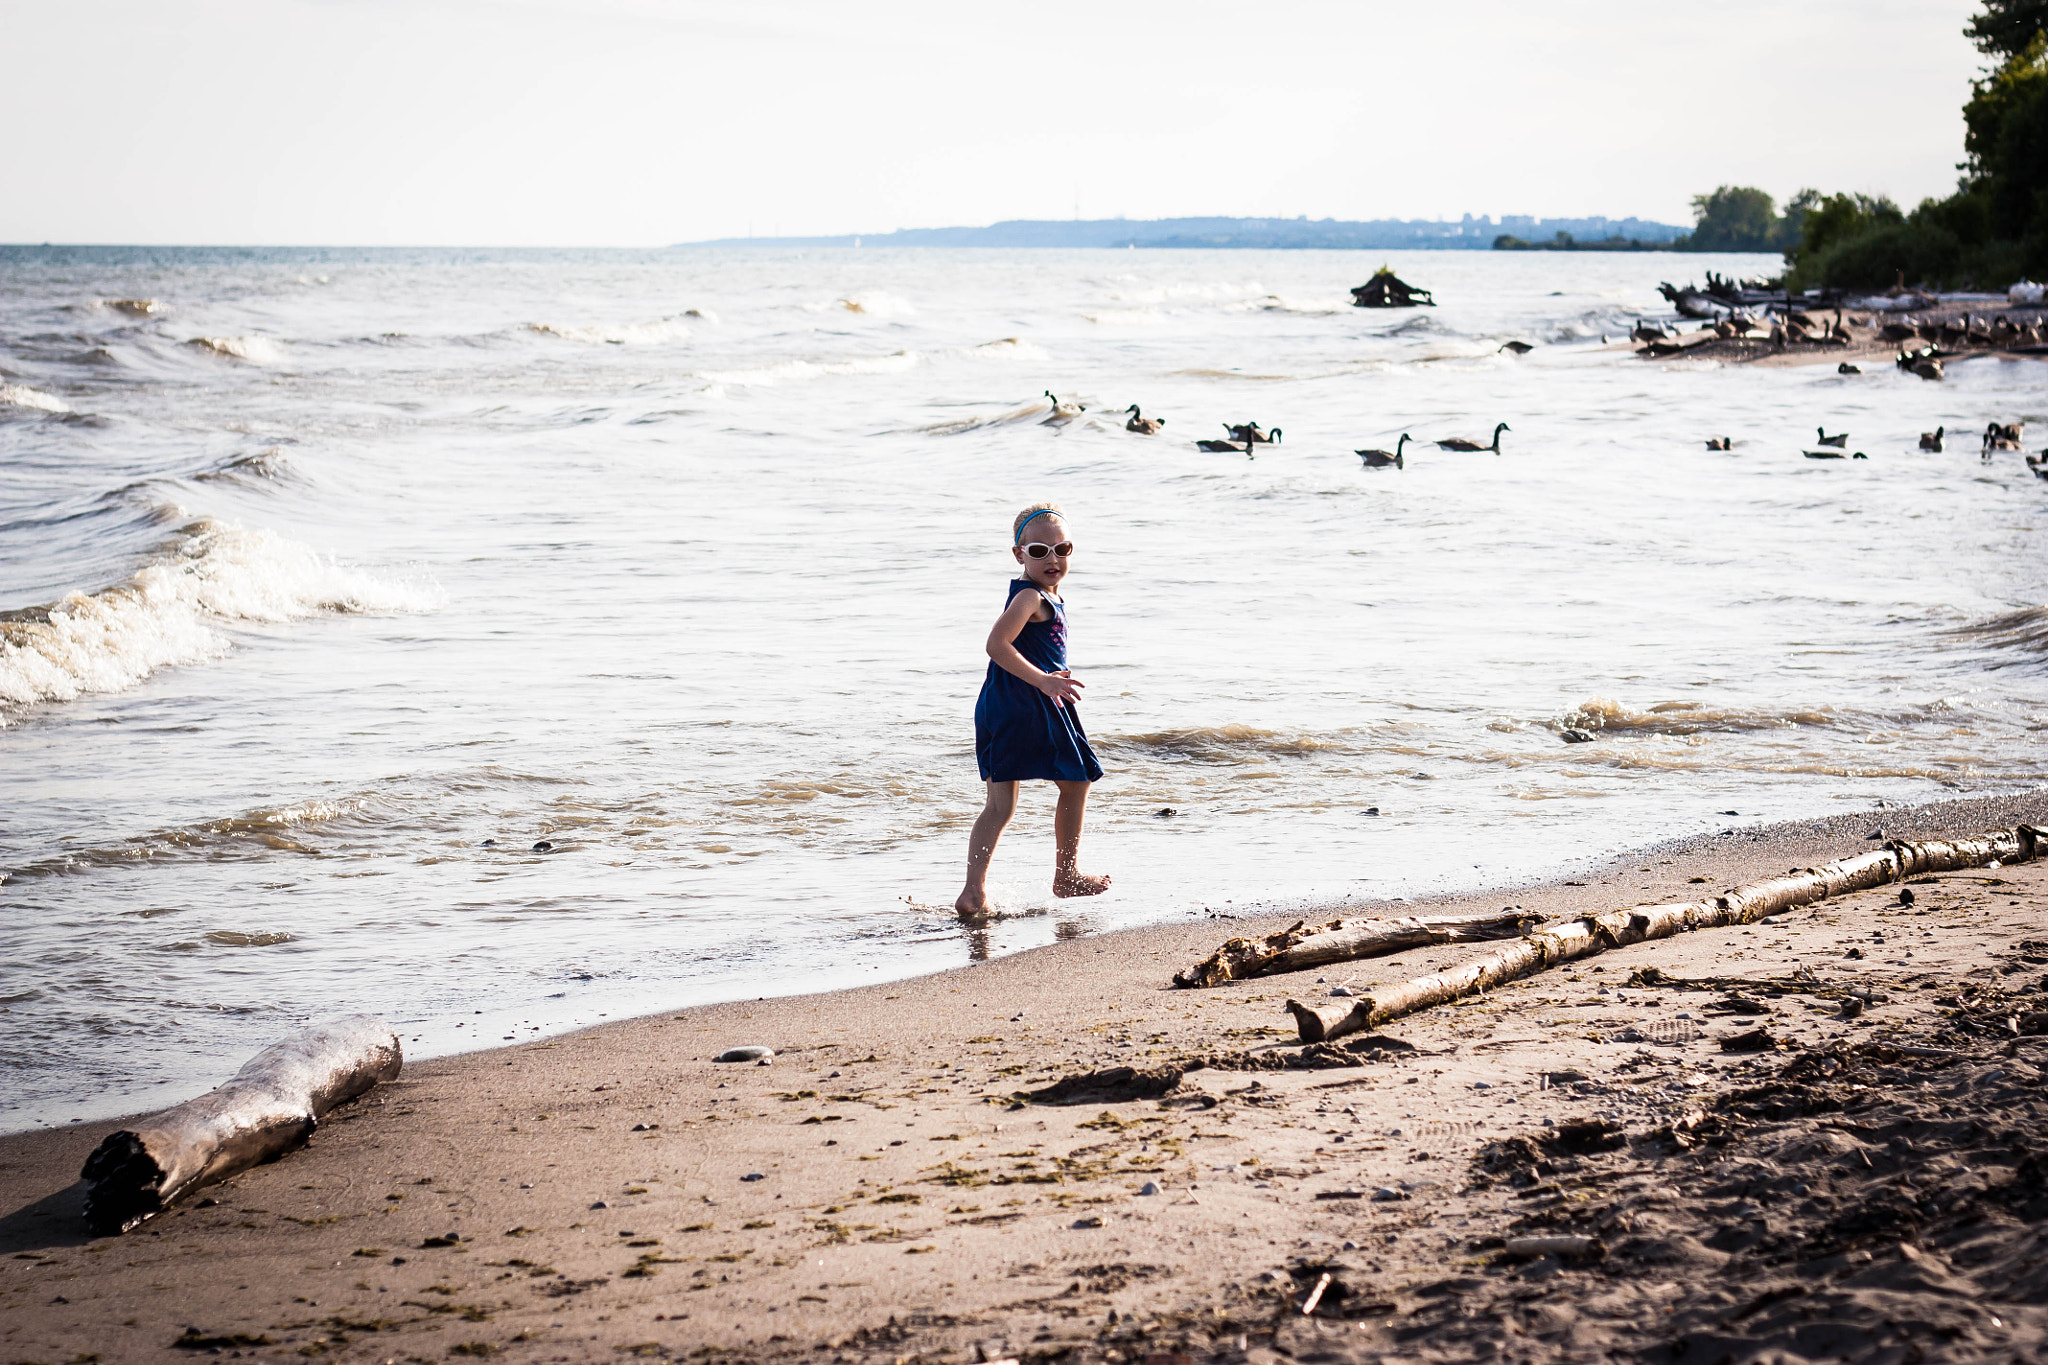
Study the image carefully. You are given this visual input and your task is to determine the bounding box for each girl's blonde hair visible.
[1012,502,1066,544]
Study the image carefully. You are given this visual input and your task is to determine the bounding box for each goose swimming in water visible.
[1124,404,1165,435]
[1919,426,1944,452]
[1196,438,1251,455]
[1041,391,1085,425]
[1498,340,1534,355]
[1816,427,1849,448]
[1356,434,1410,468]
[1225,422,1281,445]
[1705,437,1732,450]
[1436,422,1509,453]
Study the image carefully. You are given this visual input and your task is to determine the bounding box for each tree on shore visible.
[1678,187,1813,252]
[1777,1,2047,288]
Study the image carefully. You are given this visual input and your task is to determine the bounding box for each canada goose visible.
[1435,422,1509,453]
[1498,340,1534,355]
[1804,450,1846,460]
[1912,358,1945,381]
[1838,363,1862,375]
[1356,434,1410,468]
[1196,438,1250,454]
[1225,422,1281,445]
[1041,390,1085,424]
[1919,426,1944,452]
[1817,427,1848,448]
[1629,321,1667,343]
[1706,437,1732,450]
[1124,404,1165,435]
[1984,422,2023,452]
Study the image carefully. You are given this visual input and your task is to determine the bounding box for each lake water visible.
[3,245,2044,1132]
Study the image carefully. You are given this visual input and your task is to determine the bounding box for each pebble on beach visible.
[714,1046,774,1063]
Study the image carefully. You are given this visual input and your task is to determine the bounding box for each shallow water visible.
[3,245,2044,1132]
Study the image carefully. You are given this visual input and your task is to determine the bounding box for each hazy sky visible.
[4,0,1989,245]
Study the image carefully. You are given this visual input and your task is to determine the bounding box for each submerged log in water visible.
[80,1015,401,1235]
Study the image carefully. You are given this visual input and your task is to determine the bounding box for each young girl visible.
[954,503,1110,918]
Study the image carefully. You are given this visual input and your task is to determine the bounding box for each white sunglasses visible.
[1019,541,1075,560]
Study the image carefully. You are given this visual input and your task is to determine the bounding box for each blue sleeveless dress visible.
[975,579,1105,784]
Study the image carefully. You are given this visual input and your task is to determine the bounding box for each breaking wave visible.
[1555,697,1852,737]
[0,517,435,718]
[525,317,693,345]
[1103,723,1352,764]
[1946,605,2048,665]
[186,335,283,363]
[0,383,72,414]
[696,350,920,389]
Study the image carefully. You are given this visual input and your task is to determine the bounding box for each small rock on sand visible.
[715,1046,773,1063]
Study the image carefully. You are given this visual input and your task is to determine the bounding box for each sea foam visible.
[0,383,72,413]
[186,335,284,363]
[0,517,434,718]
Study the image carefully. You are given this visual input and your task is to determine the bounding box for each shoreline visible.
[4,787,2047,1363]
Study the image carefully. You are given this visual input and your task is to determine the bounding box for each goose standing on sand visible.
[1356,434,1411,468]
[1041,391,1085,425]
[1436,422,1509,453]
[1817,427,1849,448]
[1124,404,1165,435]
[1919,426,1944,452]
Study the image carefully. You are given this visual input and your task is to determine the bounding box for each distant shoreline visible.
[678,213,1688,252]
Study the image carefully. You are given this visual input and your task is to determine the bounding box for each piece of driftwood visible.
[81,1015,401,1235]
[1176,911,1535,988]
[1286,828,2041,1042]
[1350,269,1435,308]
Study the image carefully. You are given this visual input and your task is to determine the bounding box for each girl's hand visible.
[1038,670,1084,708]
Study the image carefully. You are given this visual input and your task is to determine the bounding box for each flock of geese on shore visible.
[1046,393,2044,479]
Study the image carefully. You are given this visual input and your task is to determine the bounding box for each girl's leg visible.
[1052,780,1111,898]
[955,780,1018,918]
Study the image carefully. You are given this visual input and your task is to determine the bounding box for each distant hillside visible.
[680,214,1687,251]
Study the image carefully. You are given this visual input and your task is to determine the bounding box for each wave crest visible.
[1104,723,1345,763]
[0,383,72,414]
[186,335,283,363]
[525,317,692,345]
[1557,697,1844,737]
[0,517,435,717]
[1946,605,2048,665]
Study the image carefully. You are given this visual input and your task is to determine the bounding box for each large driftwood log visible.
[81,1015,401,1235]
[1288,829,2041,1042]
[1175,911,1535,988]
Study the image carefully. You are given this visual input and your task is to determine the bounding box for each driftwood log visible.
[1176,911,1534,988]
[80,1015,401,1234]
[1288,829,2041,1042]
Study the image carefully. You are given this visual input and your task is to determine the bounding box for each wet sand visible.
[3,790,2046,1364]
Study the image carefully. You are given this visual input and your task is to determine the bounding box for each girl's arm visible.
[985,589,1084,708]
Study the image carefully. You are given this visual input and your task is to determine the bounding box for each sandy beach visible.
[4,790,2045,1364]
[1626,297,2048,371]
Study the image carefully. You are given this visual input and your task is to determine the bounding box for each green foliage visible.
[1962,32,2048,242]
[1764,6,2048,288]
[1965,0,2048,57]
[1686,186,1781,251]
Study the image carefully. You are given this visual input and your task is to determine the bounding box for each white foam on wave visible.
[809,292,915,319]
[525,317,693,345]
[695,350,921,389]
[0,384,72,414]
[0,517,436,719]
[186,335,284,364]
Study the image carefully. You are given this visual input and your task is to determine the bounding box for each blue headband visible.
[1015,508,1056,544]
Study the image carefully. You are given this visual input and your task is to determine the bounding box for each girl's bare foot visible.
[954,891,994,922]
[1053,870,1111,898]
